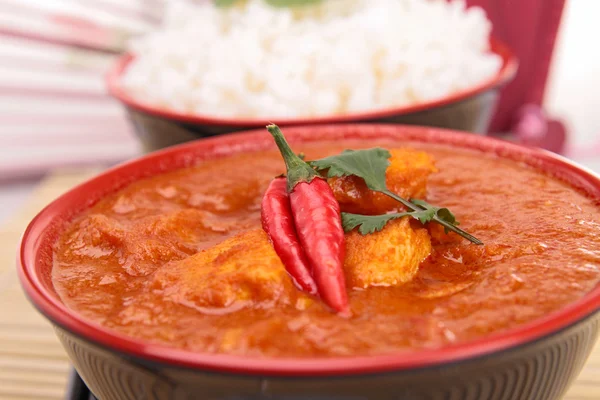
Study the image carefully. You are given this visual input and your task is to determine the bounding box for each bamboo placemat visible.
[0,169,99,400]
[0,170,598,400]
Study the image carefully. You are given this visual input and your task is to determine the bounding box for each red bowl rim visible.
[17,124,600,377]
[106,37,518,127]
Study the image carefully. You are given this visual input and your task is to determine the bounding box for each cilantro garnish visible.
[311,149,482,244]
[342,200,457,235]
[311,148,391,192]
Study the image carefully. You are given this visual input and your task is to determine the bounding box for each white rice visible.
[121,0,502,119]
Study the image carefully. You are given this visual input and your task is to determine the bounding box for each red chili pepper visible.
[261,177,318,295]
[266,125,350,316]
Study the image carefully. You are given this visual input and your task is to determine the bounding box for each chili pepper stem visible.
[267,125,320,192]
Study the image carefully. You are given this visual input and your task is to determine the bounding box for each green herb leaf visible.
[310,149,482,245]
[411,199,458,228]
[342,199,453,235]
[342,212,405,235]
[310,148,391,191]
[409,207,437,224]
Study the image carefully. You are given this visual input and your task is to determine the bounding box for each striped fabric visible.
[0,0,164,179]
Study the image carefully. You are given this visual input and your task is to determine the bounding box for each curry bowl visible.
[18,124,600,400]
[107,38,517,153]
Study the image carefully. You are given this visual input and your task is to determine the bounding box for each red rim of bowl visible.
[18,125,600,377]
[106,38,518,127]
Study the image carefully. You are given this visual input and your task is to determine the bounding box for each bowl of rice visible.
[107,0,517,152]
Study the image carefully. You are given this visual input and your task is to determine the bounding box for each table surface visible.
[0,170,599,400]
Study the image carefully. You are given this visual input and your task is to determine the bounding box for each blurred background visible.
[0,0,598,223]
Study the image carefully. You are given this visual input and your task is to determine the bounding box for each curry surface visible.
[52,142,600,357]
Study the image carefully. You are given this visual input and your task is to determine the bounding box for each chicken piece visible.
[153,218,432,313]
[344,218,432,289]
[329,148,437,215]
[63,214,125,255]
[152,229,305,313]
[121,209,239,277]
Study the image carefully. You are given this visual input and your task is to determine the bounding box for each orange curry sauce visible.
[52,142,600,357]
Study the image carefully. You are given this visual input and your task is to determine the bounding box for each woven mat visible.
[0,170,598,400]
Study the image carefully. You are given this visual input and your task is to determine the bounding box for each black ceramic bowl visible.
[107,39,517,152]
[18,125,599,400]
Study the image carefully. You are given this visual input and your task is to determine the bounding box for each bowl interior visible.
[106,38,518,127]
[18,124,600,376]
